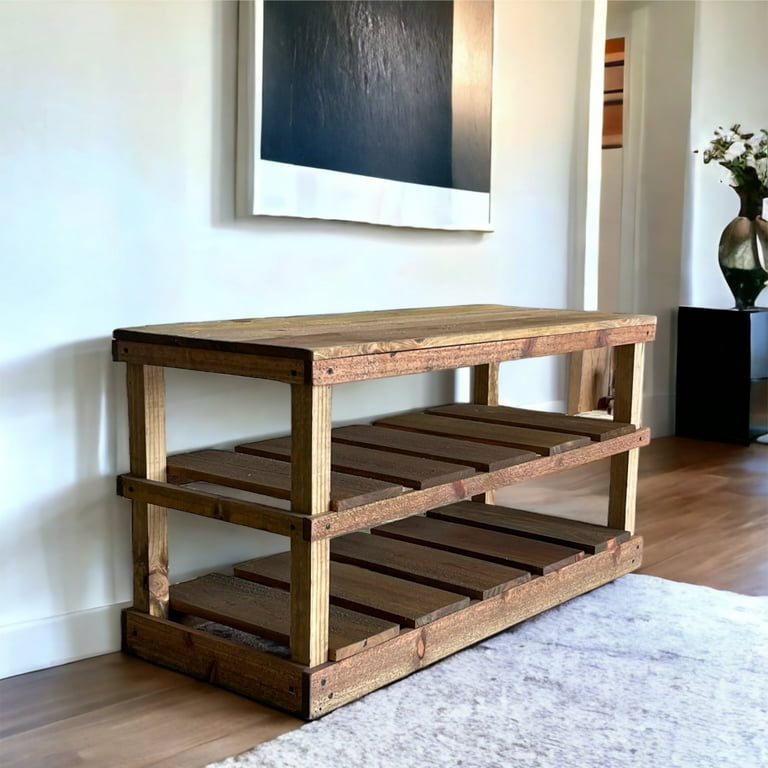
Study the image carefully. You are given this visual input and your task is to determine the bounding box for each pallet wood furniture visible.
[113,304,656,719]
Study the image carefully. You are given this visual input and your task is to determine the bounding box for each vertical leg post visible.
[290,383,332,667]
[608,343,645,533]
[126,364,168,618]
[471,362,499,504]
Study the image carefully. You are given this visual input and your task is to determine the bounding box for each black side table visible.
[675,306,768,445]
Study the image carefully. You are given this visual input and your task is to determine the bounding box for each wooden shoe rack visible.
[113,305,656,719]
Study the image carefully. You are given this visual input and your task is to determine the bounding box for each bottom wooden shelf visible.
[123,506,643,719]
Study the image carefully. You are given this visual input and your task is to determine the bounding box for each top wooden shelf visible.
[113,305,656,385]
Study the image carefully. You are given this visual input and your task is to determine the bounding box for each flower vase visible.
[718,186,768,310]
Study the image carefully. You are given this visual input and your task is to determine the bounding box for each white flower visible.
[723,141,746,162]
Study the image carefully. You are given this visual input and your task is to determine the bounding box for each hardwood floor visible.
[2,436,765,768]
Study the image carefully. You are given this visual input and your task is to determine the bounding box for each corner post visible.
[608,343,645,533]
[290,383,332,667]
[126,364,169,617]
[471,362,499,503]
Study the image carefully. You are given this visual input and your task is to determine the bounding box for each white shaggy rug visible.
[207,575,768,768]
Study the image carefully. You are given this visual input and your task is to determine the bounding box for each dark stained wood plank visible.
[428,501,631,554]
[330,531,531,599]
[234,553,470,628]
[235,436,476,489]
[331,424,538,471]
[169,573,399,662]
[372,517,585,575]
[303,429,651,541]
[374,412,591,456]
[306,537,642,718]
[427,403,637,440]
[166,450,403,512]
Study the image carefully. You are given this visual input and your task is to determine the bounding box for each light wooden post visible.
[608,343,645,533]
[471,362,499,504]
[566,348,612,415]
[290,383,332,667]
[126,364,169,617]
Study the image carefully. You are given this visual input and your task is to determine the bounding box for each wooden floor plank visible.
[234,553,470,628]
[427,403,636,441]
[2,437,764,767]
[331,424,539,471]
[166,450,403,512]
[235,436,476,489]
[169,573,399,661]
[374,412,591,455]
[428,501,630,553]
[372,516,585,574]
[330,531,531,599]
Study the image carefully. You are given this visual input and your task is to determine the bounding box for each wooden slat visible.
[305,536,642,718]
[122,610,305,715]
[169,573,398,662]
[330,532,531,599]
[331,424,537,472]
[427,501,631,554]
[374,412,591,455]
[304,429,650,541]
[373,517,584,575]
[236,436,476,489]
[166,450,403,513]
[234,553,470,628]
[114,340,306,383]
[427,403,635,441]
[117,475,301,537]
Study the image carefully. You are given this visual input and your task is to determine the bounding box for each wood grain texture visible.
[117,475,301,537]
[169,573,397,662]
[307,327,657,385]
[470,362,499,503]
[566,347,612,414]
[331,424,538,471]
[375,412,592,455]
[123,609,305,712]
[236,435,476,489]
[166,449,403,512]
[8,438,763,768]
[427,501,630,553]
[114,340,306,382]
[471,362,499,406]
[290,537,331,666]
[0,648,300,768]
[608,343,645,532]
[234,553,470,628]
[373,516,585,574]
[330,531,531,599]
[126,364,168,618]
[306,536,643,718]
[427,403,635,441]
[114,305,656,360]
[303,429,651,541]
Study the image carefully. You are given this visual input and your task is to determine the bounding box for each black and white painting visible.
[237,0,493,230]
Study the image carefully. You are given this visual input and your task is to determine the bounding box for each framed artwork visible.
[236,0,493,230]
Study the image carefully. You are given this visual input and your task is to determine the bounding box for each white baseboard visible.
[0,601,130,679]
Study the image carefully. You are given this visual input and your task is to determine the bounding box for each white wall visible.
[0,0,604,677]
[605,0,696,434]
[684,0,768,308]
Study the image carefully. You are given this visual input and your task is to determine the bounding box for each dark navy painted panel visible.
[261,1,458,190]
